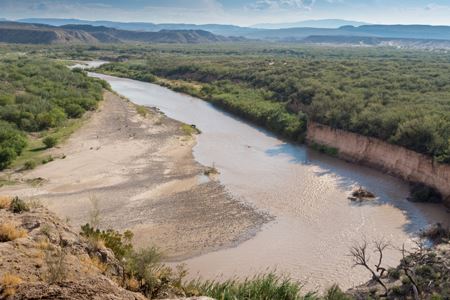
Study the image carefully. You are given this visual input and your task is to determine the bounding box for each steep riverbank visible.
[0,90,267,260]
[306,122,450,207]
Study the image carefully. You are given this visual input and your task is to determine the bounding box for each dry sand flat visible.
[0,91,267,259]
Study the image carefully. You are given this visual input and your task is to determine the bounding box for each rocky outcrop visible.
[0,200,216,300]
[306,122,450,206]
[0,203,145,300]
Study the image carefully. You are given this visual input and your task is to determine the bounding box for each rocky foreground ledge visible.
[0,198,212,300]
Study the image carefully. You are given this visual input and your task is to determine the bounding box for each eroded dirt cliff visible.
[306,122,450,206]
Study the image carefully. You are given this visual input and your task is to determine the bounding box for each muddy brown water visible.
[88,69,449,291]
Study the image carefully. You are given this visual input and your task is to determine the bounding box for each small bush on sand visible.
[43,136,58,149]
[181,124,201,136]
[204,163,219,176]
[0,196,11,209]
[136,105,148,117]
[41,155,54,164]
[0,273,22,298]
[0,223,27,242]
[9,196,29,214]
[24,160,37,170]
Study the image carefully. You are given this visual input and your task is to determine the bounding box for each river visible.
[87,68,449,291]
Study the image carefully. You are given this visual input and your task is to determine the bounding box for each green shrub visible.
[181,124,201,136]
[187,273,316,300]
[323,285,352,300]
[0,121,27,170]
[124,247,169,298]
[9,196,29,214]
[136,105,148,117]
[43,136,58,149]
[42,156,54,164]
[391,285,405,296]
[80,224,133,260]
[0,147,17,170]
[65,103,85,118]
[311,142,339,157]
[387,268,401,280]
[409,183,442,203]
[23,160,37,170]
[431,293,444,300]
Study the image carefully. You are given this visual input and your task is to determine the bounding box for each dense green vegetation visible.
[92,44,450,163]
[0,58,106,169]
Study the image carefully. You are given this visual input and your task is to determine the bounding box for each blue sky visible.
[1,0,450,25]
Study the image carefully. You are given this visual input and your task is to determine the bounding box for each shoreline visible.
[0,90,269,260]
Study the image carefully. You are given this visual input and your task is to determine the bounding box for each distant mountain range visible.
[249,25,450,42]
[17,18,255,37]
[4,18,450,48]
[0,22,242,44]
[16,18,450,42]
[251,19,369,29]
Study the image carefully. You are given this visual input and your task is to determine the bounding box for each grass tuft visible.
[0,196,12,209]
[186,273,317,300]
[0,273,22,298]
[0,223,27,242]
[136,105,149,117]
[9,196,29,214]
[181,124,201,136]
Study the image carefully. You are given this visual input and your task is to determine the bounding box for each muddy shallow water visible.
[90,71,449,291]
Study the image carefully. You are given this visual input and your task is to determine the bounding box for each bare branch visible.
[374,240,389,277]
[350,240,388,296]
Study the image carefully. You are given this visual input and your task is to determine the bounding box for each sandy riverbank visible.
[0,90,267,260]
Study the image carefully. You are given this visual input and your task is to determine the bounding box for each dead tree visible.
[399,244,420,300]
[374,240,389,277]
[350,240,388,296]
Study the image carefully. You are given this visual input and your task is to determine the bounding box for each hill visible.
[60,24,242,43]
[17,18,256,37]
[252,19,369,29]
[0,22,97,44]
[0,22,238,44]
